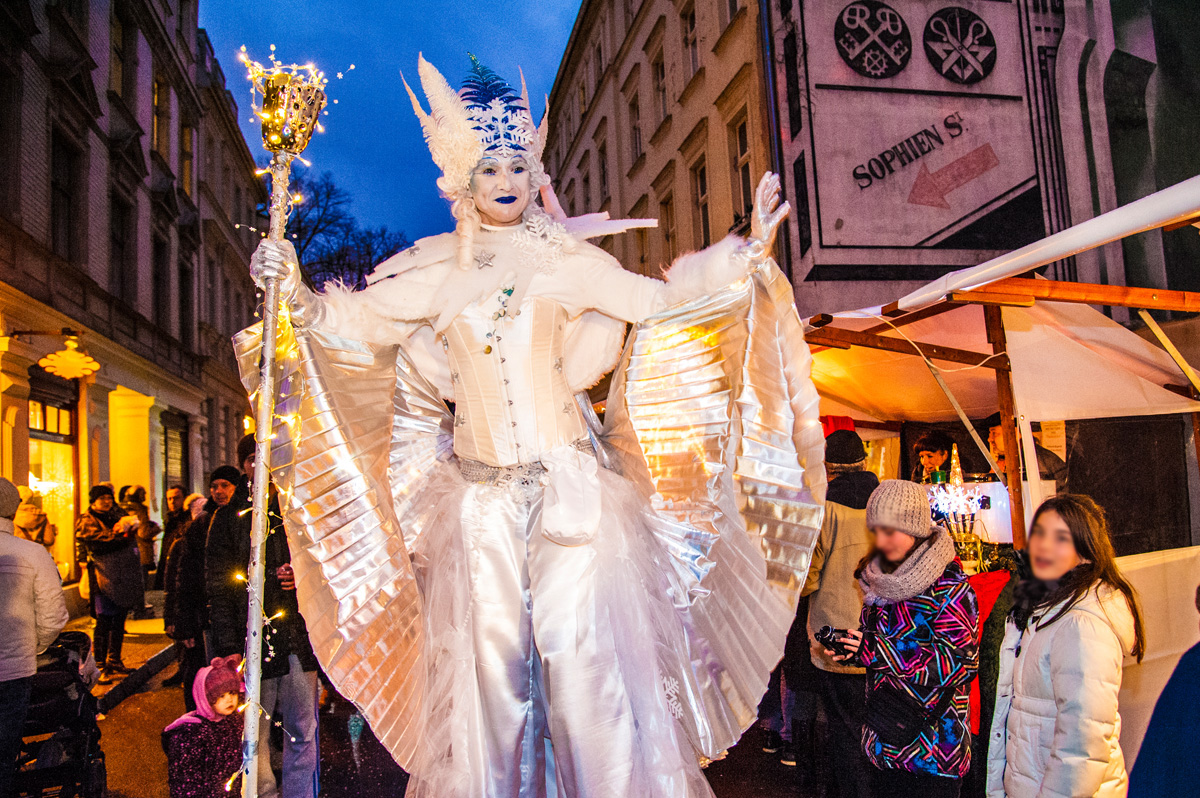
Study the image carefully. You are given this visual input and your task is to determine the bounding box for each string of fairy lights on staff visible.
[222,45,351,794]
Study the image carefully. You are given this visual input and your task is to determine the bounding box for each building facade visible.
[545,0,775,279]
[0,0,263,578]
[765,0,1200,315]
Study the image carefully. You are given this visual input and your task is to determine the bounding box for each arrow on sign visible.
[907,143,1000,209]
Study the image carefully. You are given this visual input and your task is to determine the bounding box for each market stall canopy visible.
[811,299,1200,424]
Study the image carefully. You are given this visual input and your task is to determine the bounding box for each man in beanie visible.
[0,476,69,796]
[800,429,877,798]
[206,436,320,797]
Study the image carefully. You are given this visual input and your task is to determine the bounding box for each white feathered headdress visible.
[403,53,549,198]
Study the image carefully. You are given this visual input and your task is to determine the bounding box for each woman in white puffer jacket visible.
[986,495,1144,798]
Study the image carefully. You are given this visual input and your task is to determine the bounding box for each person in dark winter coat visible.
[155,486,190,589]
[1129,583,1200,797]
[962,550,1026,798]
[162,653,244,798]
[802,429,879,798]
[164,492,220,712]
[206,435,320,798]
[75,484,144,681]
[825,479,979,798]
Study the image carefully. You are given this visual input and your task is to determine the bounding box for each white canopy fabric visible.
[813,300,1200,424]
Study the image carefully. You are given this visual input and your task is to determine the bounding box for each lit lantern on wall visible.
[37,337,100,380]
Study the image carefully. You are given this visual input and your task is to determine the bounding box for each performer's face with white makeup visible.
[470,155,532,226]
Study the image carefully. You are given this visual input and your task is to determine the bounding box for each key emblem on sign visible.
[834,0,912,79]
[924,7,997,84]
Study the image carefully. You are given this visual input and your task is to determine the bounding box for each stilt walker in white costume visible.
[239,54,826,798]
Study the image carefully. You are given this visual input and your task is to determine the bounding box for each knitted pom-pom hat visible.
[866,479,938,539]
[203,654,243,705]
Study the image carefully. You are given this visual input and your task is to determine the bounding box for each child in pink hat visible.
[162,654,244,797]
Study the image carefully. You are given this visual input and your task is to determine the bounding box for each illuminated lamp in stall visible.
[37,337,100,380]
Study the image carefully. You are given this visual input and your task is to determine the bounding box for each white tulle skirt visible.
[402,456,716,798]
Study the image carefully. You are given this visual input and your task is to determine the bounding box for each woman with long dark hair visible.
[985,495,1145,798]
[825,480,979,798]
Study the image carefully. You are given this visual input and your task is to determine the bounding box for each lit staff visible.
[236,49,326,798]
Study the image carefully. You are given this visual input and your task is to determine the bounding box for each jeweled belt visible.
[457,438,594,494]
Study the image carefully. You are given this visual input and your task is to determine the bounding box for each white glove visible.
[744,172,790,263]
[250,238,301,298]
[249,238,323,327]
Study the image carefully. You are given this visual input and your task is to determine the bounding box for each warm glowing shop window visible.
[28,438,75,573]
[28,398,77,576]
[29,400,71,436]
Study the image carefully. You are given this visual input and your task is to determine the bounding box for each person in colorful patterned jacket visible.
[824,479,978,798]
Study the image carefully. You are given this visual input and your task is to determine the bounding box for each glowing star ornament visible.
[37,337,99,379]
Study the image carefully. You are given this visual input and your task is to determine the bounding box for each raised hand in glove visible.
[249,238,324,328]
[744,172,790,263]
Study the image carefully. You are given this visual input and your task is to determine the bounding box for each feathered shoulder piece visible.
[364,232,459,287]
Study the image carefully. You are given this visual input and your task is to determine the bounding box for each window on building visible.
[682,6,699,80]
[691,158,711,247]
[730,115,753,222]
[109,195,134,303]
[206,257,218,325]
[629,95,642,160]
[581,168,591,213]
[152,80,170,156]
[180,124,194,196]
[651,52,667,127]
[593,42,604,93]
[50,132,79,262]
[223,276,232,333]
[153,237,171,329]
[28,400,72,437]
[659,194,676,264]
[0,68,17,217]
[177,0,195,50]
[598,141,609,201]
[109,9,125,97]
[179,260,195,348]
[577,82,587,118]
[721,0,740,29]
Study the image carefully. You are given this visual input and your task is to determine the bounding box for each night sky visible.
[198,0,583,241]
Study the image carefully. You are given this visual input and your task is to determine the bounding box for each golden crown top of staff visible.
[239,45,329,155]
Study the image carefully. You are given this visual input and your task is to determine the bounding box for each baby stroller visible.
[13,630,107,798]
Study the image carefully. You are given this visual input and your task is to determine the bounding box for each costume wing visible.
[601,258,827,760]
[235,320,453,770]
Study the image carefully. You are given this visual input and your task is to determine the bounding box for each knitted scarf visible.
[859,526,957,606]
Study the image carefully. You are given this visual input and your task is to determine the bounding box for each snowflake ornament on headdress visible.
[403,53,548,198]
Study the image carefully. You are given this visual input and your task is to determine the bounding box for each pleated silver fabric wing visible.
[600,258,826,759]
[235,321,454,769]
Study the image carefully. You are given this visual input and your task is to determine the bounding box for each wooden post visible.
[985,306,1026,548]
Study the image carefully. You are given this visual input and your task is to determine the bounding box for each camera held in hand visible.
[815,625,855,658]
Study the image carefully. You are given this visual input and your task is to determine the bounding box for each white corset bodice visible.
[443,294,585,467]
